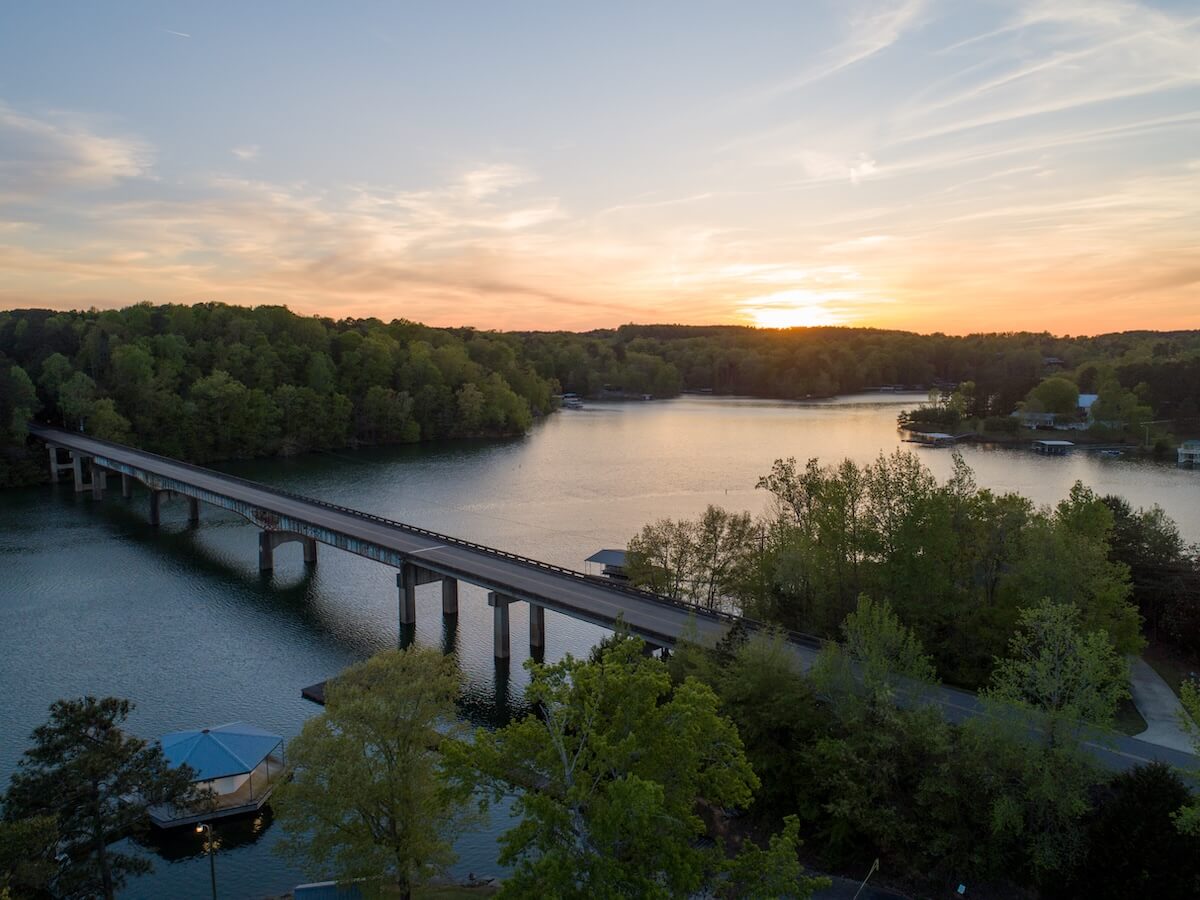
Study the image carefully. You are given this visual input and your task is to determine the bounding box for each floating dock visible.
[1032,439,1074,456]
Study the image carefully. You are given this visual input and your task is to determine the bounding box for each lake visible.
[2,393,1197,898]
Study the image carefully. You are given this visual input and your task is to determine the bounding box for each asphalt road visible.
[33,424,1199,775]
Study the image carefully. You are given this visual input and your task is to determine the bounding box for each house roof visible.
[585,549,627,567]
[160,722,282,782]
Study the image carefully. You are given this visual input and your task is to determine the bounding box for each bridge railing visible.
[30,424,827,650]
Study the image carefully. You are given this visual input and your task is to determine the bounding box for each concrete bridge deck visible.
[30,424,1199,775]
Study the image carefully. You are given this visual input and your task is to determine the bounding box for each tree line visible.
[626,450,1200,688]
[5,305,1198,487]
[518,324,1200,422]
[0,303,558,486]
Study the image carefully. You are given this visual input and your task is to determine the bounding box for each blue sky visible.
[1,1,1198,332]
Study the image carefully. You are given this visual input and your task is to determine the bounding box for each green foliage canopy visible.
[272,648,474,899]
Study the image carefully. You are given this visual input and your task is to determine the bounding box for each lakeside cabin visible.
[1032,439,1074,456]
[150,723,286,828]
[585,549,629,581]
[1180,440,1200,468]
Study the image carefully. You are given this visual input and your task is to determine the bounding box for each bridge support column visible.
[488,592,513,660]
[529,603,545,651]
[121,474,133,499]
[186,496,199,525]
[149,490,161,526]
[259,530,316,572]
[70,452,90,494]
[398,564,417,626]
[441,578,459,616]
[91,467,106,500]
[259,531,275,572]
[47,446,72,483]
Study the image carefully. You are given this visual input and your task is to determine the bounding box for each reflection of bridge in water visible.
[31,423,1199,775]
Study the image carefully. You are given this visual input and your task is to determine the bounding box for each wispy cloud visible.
[753,0,928,101]
[0,102,152,201]
[2,0,1198,333]
[162,29,190,39]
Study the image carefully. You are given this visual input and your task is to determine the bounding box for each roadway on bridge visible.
[32,424,1199,775]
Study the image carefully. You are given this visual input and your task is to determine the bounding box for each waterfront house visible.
[150,722,286,828]
[1014,409,1058,428]
[1180,440,1200,467]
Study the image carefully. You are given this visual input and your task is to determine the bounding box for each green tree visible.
[722,815,829,899]
[805,597,951,870]
[985,599,1129,740]
[454,382,485,434]
[450,636,813,899]
[37,352,74,422]
[0,365,38,442]
[626,506,756,610]
[1176,681,1200,835]
[0,815,57,897]
[360,386,420,443]
[813,595,938,708]
[272,648,473,899]
[1050,763,1200,900]
[1024,376,1079,415]
[87,398,132,443]
[58,372,97,430]
[1,697,202,900]
[626,516,698,600]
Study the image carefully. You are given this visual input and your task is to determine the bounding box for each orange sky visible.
[1,2,1198,334]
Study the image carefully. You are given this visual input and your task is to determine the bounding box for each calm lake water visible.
[2,394,1197,898]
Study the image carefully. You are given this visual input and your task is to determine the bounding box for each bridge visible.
[31,424,1199,775]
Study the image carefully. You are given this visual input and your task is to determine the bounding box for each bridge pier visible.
[259,531,318,572]
[91,467,107,500]
[121,473,133,499]
[442,578,459,616]
[187,496,199,525]
[47,445,72,483]
[398,564,418,626]
[488,592,513,659]
[529,603,545,651]
[70,452,91,494]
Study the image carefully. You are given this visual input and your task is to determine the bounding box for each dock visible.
[301,682,327,705]
[903,432,972,448]
[1032,439,1074,456]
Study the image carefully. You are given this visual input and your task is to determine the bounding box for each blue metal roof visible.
[160,722,282,782]
[586,549,627,567]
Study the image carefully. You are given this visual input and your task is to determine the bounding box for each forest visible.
[3,304,1199,489]
[0,303,556,486]
[626,450,1200,688]
[518,324,1200,423]
[620,452,1200,896]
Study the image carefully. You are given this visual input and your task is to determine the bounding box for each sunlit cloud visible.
[1,0,1198,333]
[0,102,151,199]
